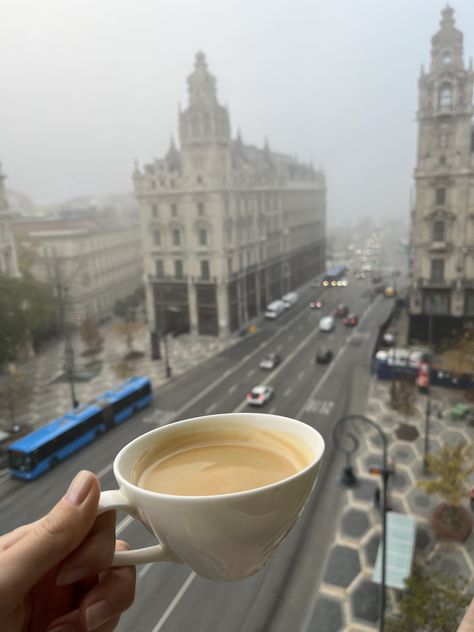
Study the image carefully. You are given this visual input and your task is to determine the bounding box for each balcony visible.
[415,277,453,289]
[192,276,217,285]
[428,241,448,252]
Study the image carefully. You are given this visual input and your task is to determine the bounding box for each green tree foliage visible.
[386,563,471,632]
[0,274,55,365]
[418,443,474,511]
[79,317,103,354]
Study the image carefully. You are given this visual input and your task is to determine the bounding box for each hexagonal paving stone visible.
[363,532,380,567]
[425,420,443,435]
[352,478,377,503]
[324,546,361,588]
[431,548,472,580]
[415,525,436,556]
[390,444,417,465]
[341,509,371,539]
[406,488,437,518]
[351,579,380,624]
[390,469,410,492]
[440,430,466,447]
[395,423,419,441]
[307,596,344,632]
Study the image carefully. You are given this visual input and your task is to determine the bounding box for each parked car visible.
[316,348,333,364]
[333,304,348,317]
[309,299,323,310]
[259,353,281,370]
[342,314,359,327]
[319,316,335,332]
[281,292,298,308]
[264,300,286,320]
[246,385,274,406]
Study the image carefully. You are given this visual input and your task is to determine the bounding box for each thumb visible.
[0,470,100,602]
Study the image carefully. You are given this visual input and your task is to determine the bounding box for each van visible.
[281,292,299,308]
[264,300,286,320]
[319,316,335,332]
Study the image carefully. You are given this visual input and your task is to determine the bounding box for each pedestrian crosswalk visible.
[142,408,177,427]
[304,399,335,415]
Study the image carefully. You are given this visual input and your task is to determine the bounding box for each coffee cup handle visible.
[98,490,181,567]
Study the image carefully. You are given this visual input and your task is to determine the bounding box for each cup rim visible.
[114,412,325,501]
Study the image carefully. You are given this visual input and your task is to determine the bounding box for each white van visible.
[281,292,299,308]
[264,300,286,320]
[319,316,335,332]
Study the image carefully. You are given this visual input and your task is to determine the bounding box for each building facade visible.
[409,7,474,343]
[134,52,326,337]
[0,163,20,277]
[13,219,143,322]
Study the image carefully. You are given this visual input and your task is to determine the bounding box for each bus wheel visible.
[50,457,59,469]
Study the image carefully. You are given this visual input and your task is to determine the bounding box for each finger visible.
[458,596,474,632]
[0,523,32,552]
[56,510,116,586]
[0,471,100,608]
[79,541,136,631]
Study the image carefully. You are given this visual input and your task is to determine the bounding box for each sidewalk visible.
[306,378,474,631]
[4,320,239,431]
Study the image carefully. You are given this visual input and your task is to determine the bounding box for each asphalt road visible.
[0,276,395,632]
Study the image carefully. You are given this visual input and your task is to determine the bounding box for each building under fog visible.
[0,163,20,277]
[409,7,474,342]
[13,218,143,322]
[134,52,326,337]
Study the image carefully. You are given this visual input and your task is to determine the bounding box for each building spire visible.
[440,5,455,29]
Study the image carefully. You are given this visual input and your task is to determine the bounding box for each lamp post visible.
[423,300,434,472]
[332,414,389,632]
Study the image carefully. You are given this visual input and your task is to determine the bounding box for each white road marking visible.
[151,572,197,632]
[247,368,256,378]
[268,407,276,414]
[116,515,133,536]
[227,384,237,394]
[297,371,305,380]
[138,563,153,580]
[283,387,292,397]
[96,463,113,480]
[305,399,335,415]
[205,402,218,414]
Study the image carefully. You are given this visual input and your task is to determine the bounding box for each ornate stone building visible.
[409,7,474,342]
[0,162,20,277]
[134,52,326,337]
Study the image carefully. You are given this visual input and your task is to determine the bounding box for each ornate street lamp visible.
[332,414,389,632]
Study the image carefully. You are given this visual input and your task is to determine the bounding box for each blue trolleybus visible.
[8,375,152,481]
[321,264,347,287]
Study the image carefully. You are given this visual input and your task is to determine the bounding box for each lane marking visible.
[96,463,113,480]
[116,515,133,536]
[283,387,291,397]
[138,563,153,580]
[227,384,237,394]
[205,402,218,414]
[297,371,305,380]
[247,368,256,378]
[151,572,197,632]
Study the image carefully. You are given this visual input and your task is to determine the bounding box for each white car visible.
[281,292,298,308]
[319,316,335,332]
[246,385,274,406]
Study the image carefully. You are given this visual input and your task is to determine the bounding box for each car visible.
[315,348,333,364]
[309,299,323,310]
[382,332,395,346]
[259,353,281,370]
[319,316,335,332]
[246,385,274,406]
[264,300,286,319]
[384,286,396,297]
[342,314,359,327]
[281,292,298,308]
[333,304,349,317]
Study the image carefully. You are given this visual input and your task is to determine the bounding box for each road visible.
[0,276,395,632]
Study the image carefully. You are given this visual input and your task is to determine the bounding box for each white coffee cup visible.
[98,412,325,581]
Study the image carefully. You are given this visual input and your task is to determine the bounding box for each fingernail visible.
[65,471,93,506]
[86,600,113,630]
[56,566,88,586]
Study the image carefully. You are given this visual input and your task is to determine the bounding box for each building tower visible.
[409,6,474,342]
[0,162,20,277]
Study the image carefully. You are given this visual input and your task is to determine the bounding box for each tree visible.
[112,359,136,380]
[386,563,471,632]
[0,364,32,431]
[389,376,417,418]
[114,320,143,357]
[418,442,474,530]
[0,274,55,365]
[79,317,103,355]
[439,330,474,377]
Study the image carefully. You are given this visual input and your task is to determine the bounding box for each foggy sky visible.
[1,1,474,226]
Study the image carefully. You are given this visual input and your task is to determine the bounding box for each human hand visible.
[0,470,136,631]
[459,596,474,632]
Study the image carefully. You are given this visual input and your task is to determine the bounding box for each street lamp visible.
[332,414,389,632]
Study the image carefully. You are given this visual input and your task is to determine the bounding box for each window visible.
[174,260,183,278]
[465,291,474,316]
[198,202,205,216]
[433,220,445,242]
[423,290,449,315]
[153,229,161,246]
[431,259,445,282]
[200,260,210,280]
[435,188,446,206]
[155,260,164,277]
[439,84,452,108]
[152,204,158,218]
[199,228,207,246]
[197,175,203,184]
[171,203,177,217]
[439,155,446,165]
[172,229,181,246]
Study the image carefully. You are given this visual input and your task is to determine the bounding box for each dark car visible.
[342,314,359,327]
[259,353,281,370]
[333,304,348,317]
[316,348,333,364]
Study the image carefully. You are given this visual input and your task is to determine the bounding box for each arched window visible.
[439,84,452,108]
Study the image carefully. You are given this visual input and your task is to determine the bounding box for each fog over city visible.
[1,0,473,225]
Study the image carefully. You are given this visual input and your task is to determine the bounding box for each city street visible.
[0,277,395,632]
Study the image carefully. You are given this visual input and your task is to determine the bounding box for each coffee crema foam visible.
[132,424,312,497]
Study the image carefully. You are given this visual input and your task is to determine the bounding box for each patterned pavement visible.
[306,379,474,631]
